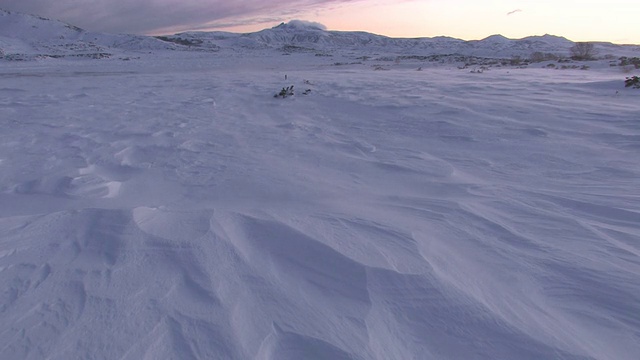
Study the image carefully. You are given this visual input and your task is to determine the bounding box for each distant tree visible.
[570,42,598,60]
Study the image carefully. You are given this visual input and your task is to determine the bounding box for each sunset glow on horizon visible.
[2,0,639,44]
[211,0,640,44]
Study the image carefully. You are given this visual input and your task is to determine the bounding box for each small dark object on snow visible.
[275,85,294,98]
[625,76,640,89]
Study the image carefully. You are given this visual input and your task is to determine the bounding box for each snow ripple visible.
[0,58,638,359]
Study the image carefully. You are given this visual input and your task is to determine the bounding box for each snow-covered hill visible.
[2,8,639,61]
[163,24,570,57]
[162,21,639,58]
[0,9,181,60]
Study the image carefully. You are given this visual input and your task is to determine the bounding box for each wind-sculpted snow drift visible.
[1,9,640,360]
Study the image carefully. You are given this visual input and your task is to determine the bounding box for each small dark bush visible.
[625,76,640,89]
[530,52,560,63]
[275,85,294,98]
[619,57,640,69]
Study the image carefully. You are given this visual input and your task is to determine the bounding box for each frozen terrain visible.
[1,9,640,360]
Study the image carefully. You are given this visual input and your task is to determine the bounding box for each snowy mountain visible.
[0,8,85,42]
[2,8,639,61]
[0,9,181,60]
[164,25,574,57]
[162,22,638,58]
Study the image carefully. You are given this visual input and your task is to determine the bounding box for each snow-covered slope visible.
[1,47,640,360]
[462,34,576,57]
[0,9,181,60]
[0,8,85,42]
[2,9,639,61]
[163,22,639,58]
[1,8,640,360]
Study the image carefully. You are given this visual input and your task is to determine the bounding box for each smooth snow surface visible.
[1,51,639,360]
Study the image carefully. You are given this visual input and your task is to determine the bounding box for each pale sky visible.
[2,0,639,44]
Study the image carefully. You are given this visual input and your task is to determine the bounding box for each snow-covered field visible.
[1,45,640,359]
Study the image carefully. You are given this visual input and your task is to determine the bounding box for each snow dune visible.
[0,53,639,359]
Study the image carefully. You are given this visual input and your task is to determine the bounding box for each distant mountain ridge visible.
[1,8,639,61]
[161,25,640,59]
[165,23,577,57]
[0,8,180,60]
